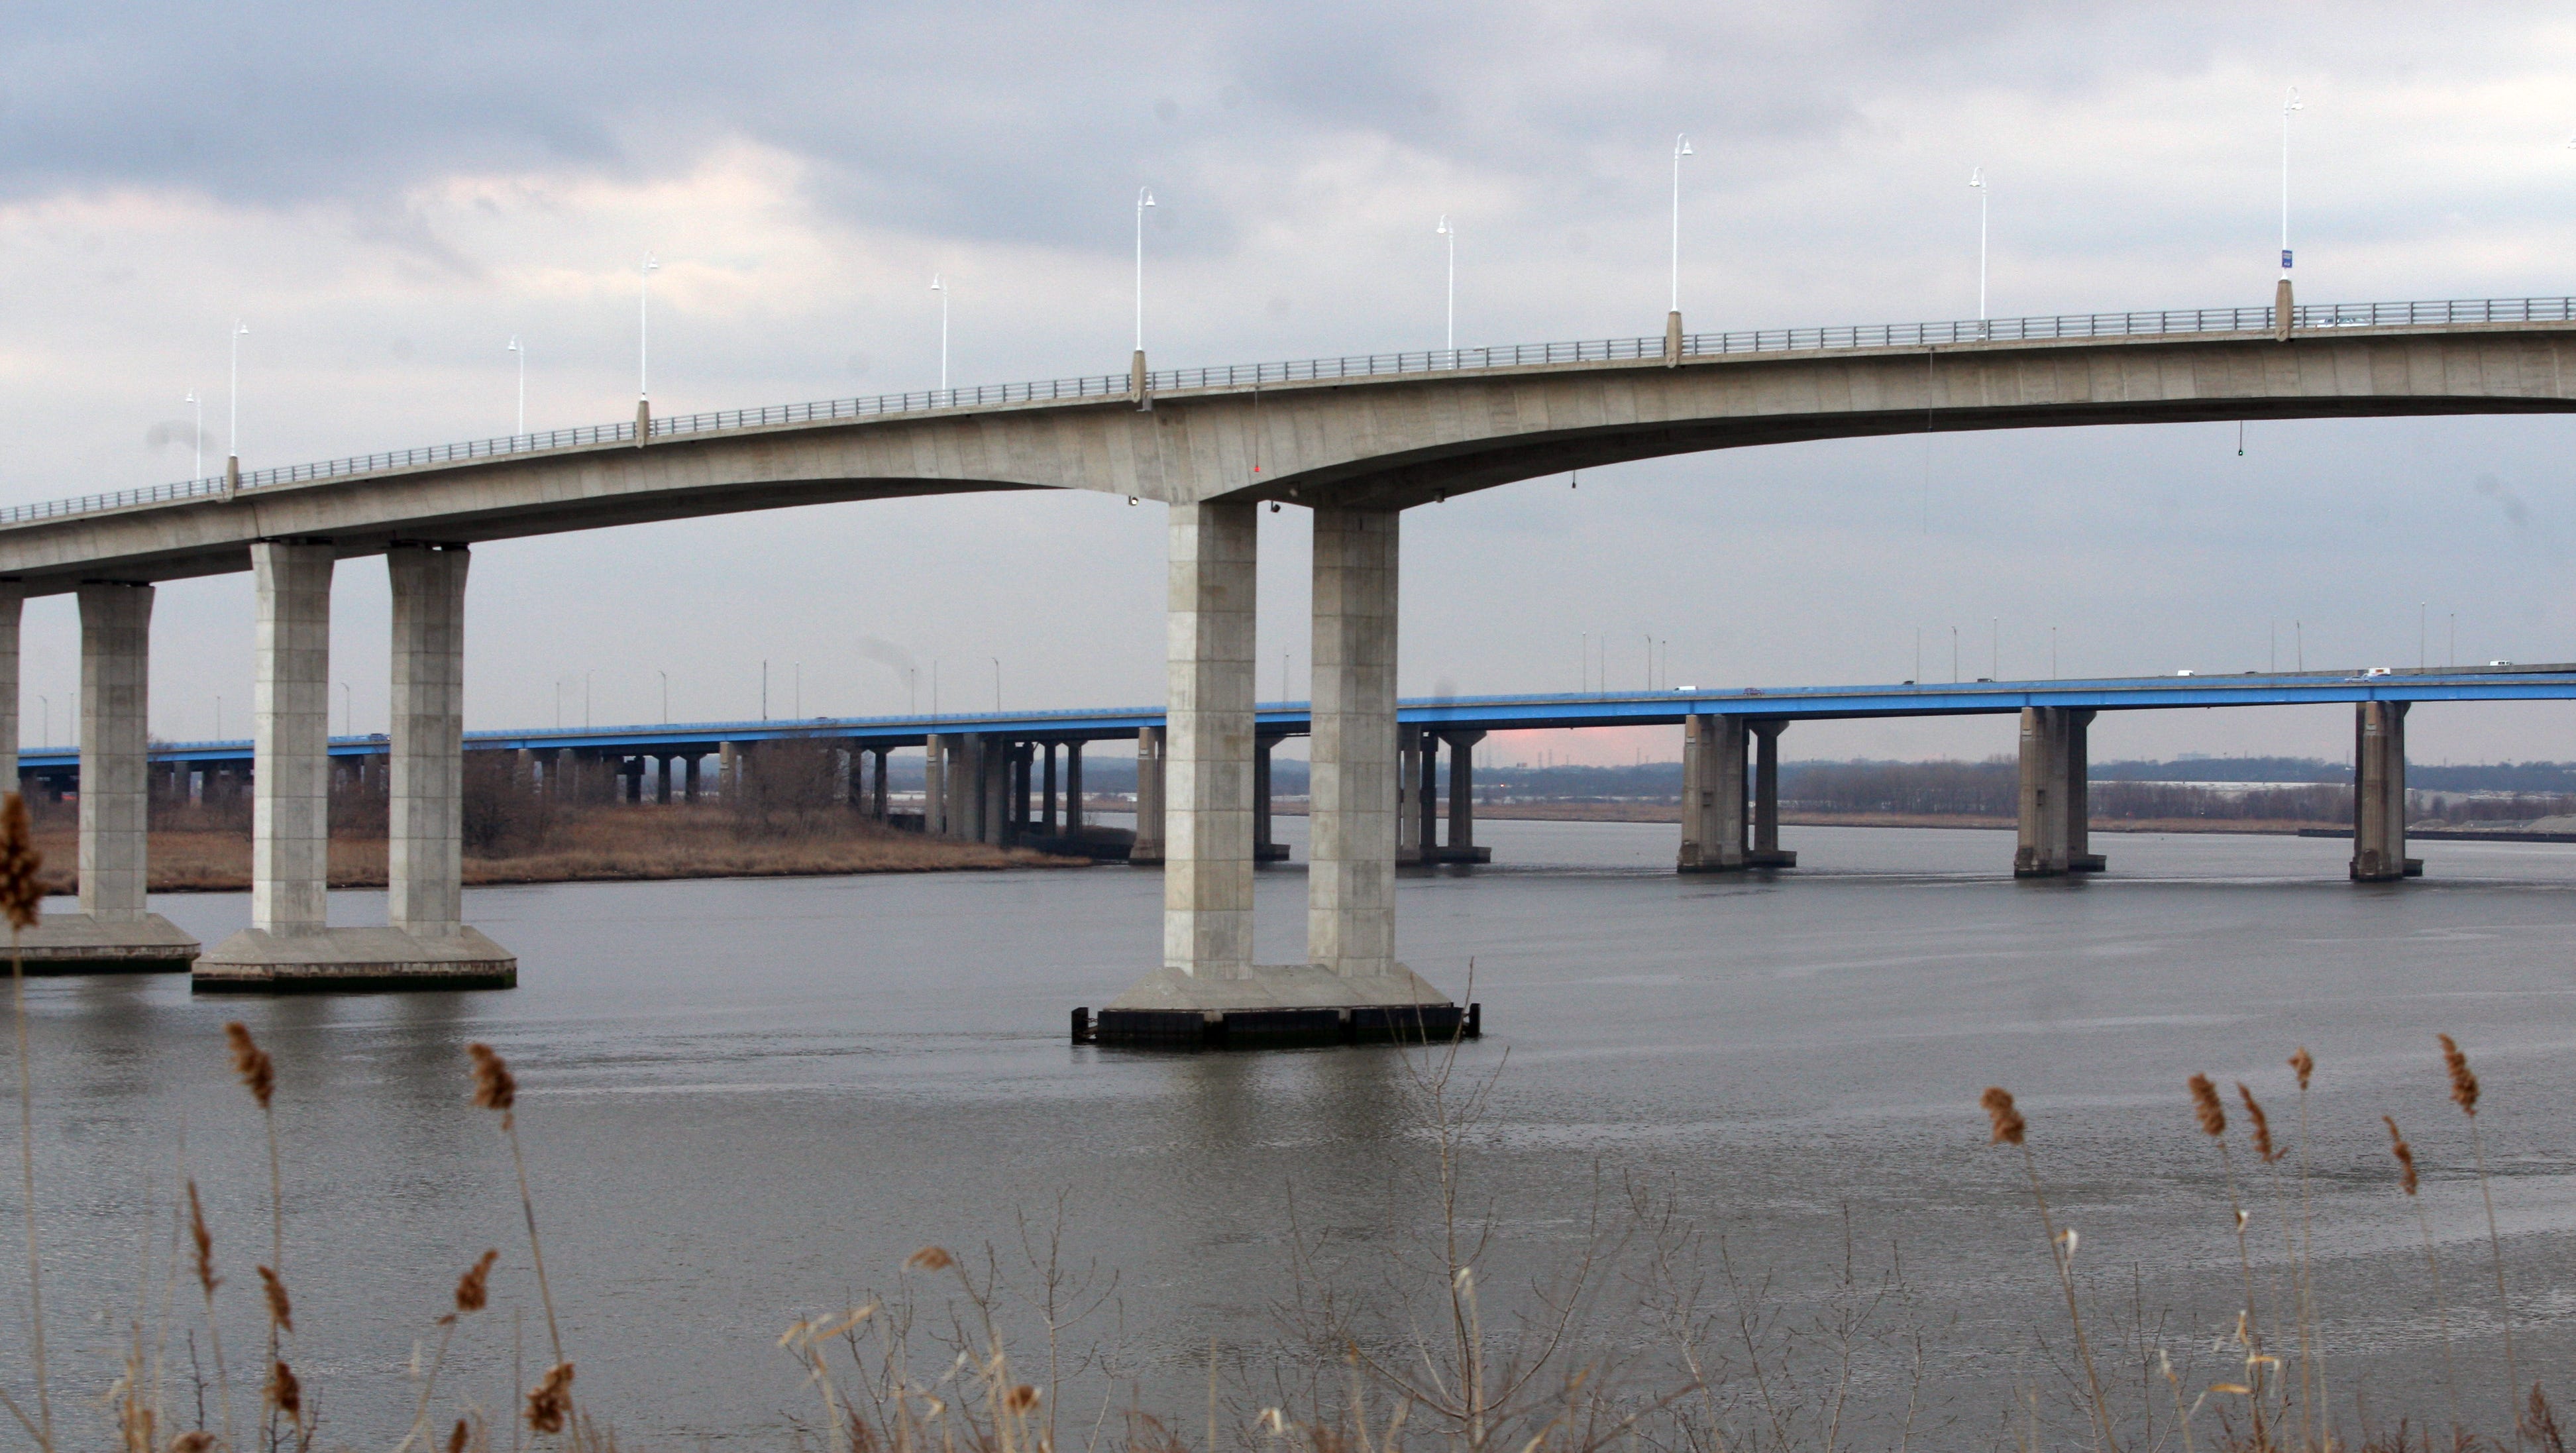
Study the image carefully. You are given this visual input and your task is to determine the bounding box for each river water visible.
[7,821,2574,1448]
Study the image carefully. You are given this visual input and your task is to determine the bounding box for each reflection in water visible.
[7,821,2575,1442]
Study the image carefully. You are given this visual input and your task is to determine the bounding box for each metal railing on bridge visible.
[12,294,2572,529]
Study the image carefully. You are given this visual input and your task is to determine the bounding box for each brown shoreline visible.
[25,820,1083,895]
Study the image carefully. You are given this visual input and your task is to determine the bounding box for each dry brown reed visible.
[259,1264,295,1333]
[1,792,48,1453]
[458,1248,500,1316]
[2238,1082,2311,1450]
[469,1041,570,1432]
[2383,1115,2461,1438]
[1978,1087,2116,1453]
[2288,1048,2324,1452]
[268,1356,303,1428]
[525,1361,574,1435]
[403,1249,505,1453]
[184,1177,235,1446]
[2439,1034,2519,1446]
[2188,1073,2270,1445]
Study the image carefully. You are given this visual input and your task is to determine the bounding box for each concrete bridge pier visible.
[11,581,200,973]
[199,543,514,991]
[922,733,947,834]
[1062,741,1082,833]
[1431,730,1491,863]
[2015,708,2104,879]
[1129,726,1164,863]
[2065,711,2104,872]
[1040,743,1058,835]
[1747,720,1797,867]
[2352,701,2420,881]
[871,747,889,820]
[1397,726,1423,864]
[1253,737,1288,861]
[1678,714,1747,873]
[1098,500,1454,1044]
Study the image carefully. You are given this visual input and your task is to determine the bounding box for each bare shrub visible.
[728,737,851,841]
[462,752,556,859]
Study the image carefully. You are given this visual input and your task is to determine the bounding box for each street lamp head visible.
[1138,187,1155,210]
[506,335,521,353]
[1969,166,1984,190]
[233,321,250,337]
[1436,214,1452,237]
[2284,86,2302,115]
[641,253,660,276]
[1674,133,1693,158]
[930,273,945,292]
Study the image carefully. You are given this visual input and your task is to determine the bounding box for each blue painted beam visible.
[21,667,2575,773]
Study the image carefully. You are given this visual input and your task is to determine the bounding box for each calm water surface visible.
[9,821,2575,1446]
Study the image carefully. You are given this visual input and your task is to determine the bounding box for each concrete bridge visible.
[3,291,2571,1024]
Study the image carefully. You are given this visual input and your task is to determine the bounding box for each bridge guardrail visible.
[12,295,2572,529]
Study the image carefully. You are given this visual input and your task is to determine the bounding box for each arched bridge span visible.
[1,296,2571,592]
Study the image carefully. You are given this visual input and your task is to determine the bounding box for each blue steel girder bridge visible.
[35,665,2575,885]
[1,290,2571,1017]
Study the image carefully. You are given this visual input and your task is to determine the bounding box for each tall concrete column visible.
[1309,505,1399,973]
[1748,719,1796,867]
[1041,743,1058,835]
[1442,731,1485,859]
[1677,714,1747,872]
[1417,735,1440,857]
[2353,700,2413,882]
[1063,741,1083,832]
[1253,737,1274,861]
[554,748,574,800]
[922,734,946,834]
[79,583,154,922]
[250,545,332,934]
[718,741,739,800]
[0,582,20,796]
[1130,727,1164,863]
[1161,502,1256,976]
[388,545,468,937]
[872,748,889,820]
[660,755,677,804]
[2013,707,2070,879]
[2065,710,2103,872]
[1397,725,1422,864]
[684,753,702,802]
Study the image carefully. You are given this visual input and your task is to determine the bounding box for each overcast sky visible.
[5,2,2576,765]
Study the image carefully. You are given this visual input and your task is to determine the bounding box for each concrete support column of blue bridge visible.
[1747,720,1797,868]
[1097,500,1456,1045]
[1129,726,1164,864]
[1678,714,1747,873]
[2353,701,2419,882]
[200,543,514,991]
[2015,708,2104,879]
[7,580,201,973]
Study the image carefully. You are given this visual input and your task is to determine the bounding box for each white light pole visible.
[1968,167,1988,323]
[227,321,249,462]
[506,336,525,439]
[1134,188,1155,354]
[639,252,660,403]
[1669,134,1693,317]
[2279,87,2302,278]
[184,390,202,482]
[1436,215,1456,352]
[930,274,949,394]
[659,669,669,724]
